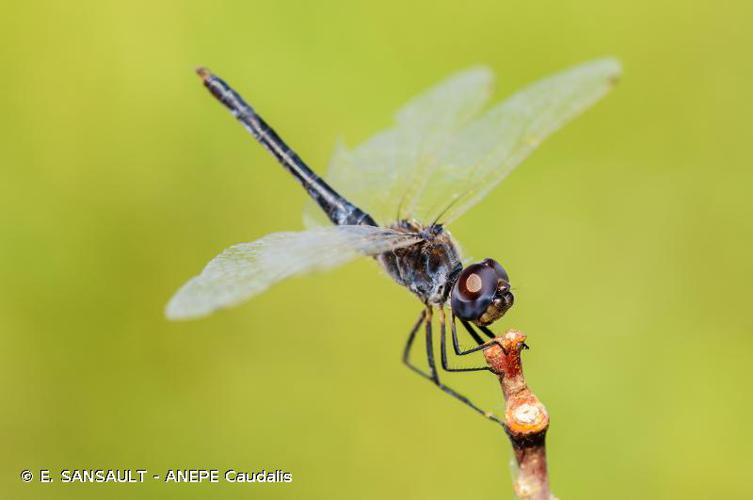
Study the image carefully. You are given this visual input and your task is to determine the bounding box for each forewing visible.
[303,66,494,227]
[417,58,622,224]
[165,225,420,320]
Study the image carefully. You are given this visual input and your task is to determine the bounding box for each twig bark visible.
[483,330,554,500]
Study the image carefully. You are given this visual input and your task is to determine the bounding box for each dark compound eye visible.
[456,264,498,300]
[451,263,498,320]
[483,258,509,283]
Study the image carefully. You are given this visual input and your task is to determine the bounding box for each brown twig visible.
[484,330,554,500]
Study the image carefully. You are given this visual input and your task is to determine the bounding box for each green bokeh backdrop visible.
[2,1,751,498]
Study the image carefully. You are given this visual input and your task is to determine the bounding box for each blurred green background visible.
[2,1,751,498]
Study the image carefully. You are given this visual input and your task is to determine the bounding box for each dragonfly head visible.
[450,258,514,326]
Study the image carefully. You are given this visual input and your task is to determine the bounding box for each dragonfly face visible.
[451,258,514,326]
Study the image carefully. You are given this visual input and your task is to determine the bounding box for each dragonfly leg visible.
[456,318,507,356]
[460,318,486,345]
[402,309,433,381]
[475,322,497,340]
[440,310,500,373]
[475,323,511,355]
[440,314,504,375]
[423,308,440,384]
[402,307,504,426]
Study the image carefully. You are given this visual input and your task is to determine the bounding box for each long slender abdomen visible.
[196,67,376,227]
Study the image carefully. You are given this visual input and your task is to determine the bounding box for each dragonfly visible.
[166,58,621,423]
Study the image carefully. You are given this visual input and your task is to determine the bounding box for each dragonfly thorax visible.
[376,220,463,305]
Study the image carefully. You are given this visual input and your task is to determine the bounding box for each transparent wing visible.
[304,58,620,227]
[303,66,494,227]
[417,58,622,224]
[165,225,420,320]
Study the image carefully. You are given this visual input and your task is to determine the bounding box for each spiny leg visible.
[474,322,497,341]
[440,311,495,373]
[447,315,497,350]
[456,318,506,356]
[400,308,443,384]
[402,307,504,426]
[461,318,486,345]
[403,308,479,378]
[402,309,433,381]
[459,318,497,346]
[424,308,440,383]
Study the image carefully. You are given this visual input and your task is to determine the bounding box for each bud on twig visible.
[484,330,554,500]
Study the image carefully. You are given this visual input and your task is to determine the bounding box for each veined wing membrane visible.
[419,58,622,224]
[303,66,494,227]
[305,58,620,227]
[166,225,421,320]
